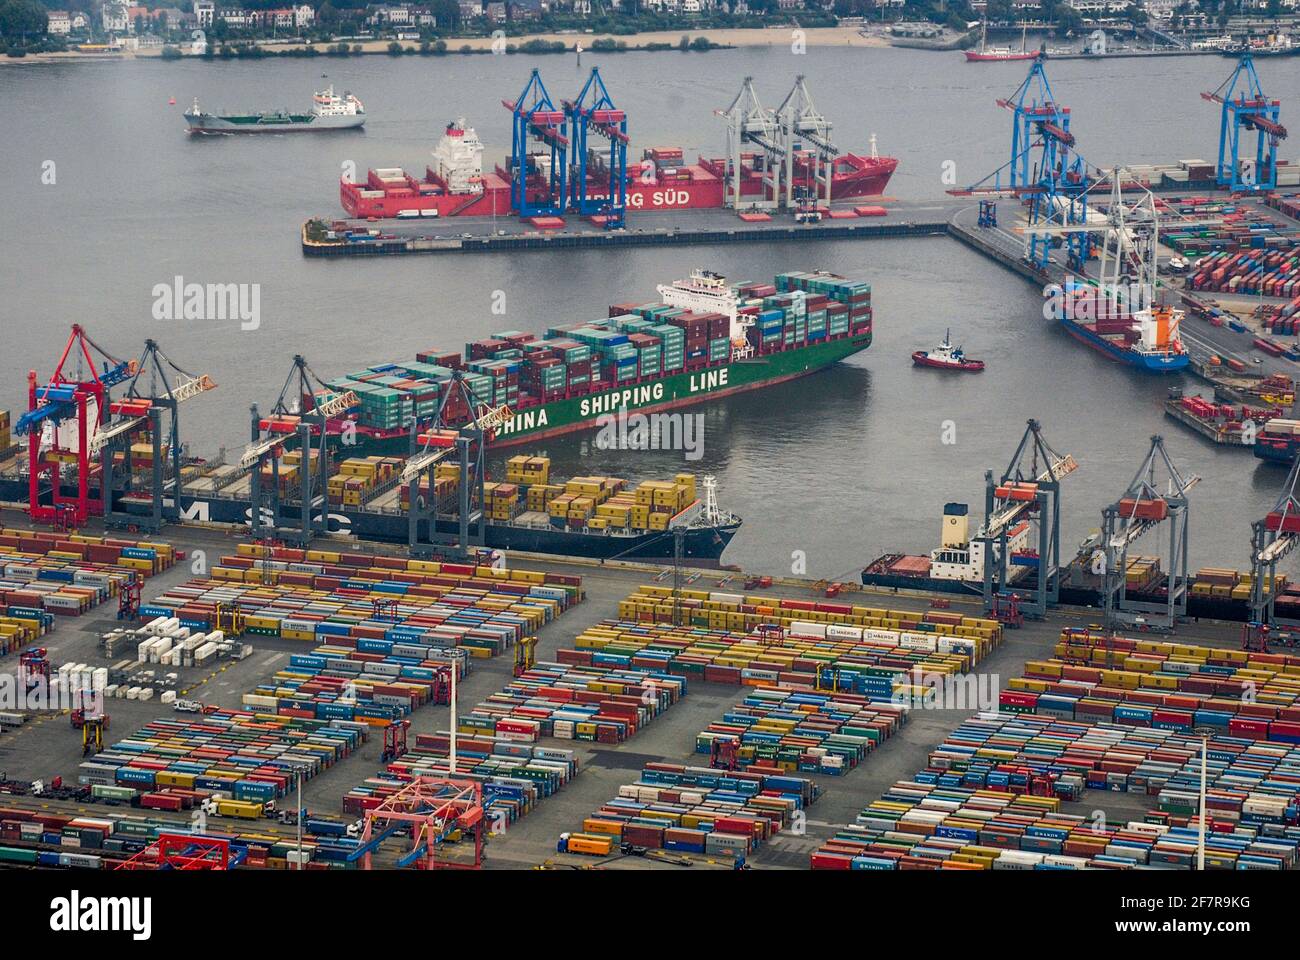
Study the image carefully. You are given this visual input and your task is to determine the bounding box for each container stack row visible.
[77,709,370,808]
[0,528,174,621]
[564,617,986,697]
[695,687,907,776]
[997,629,1300,741]
[455,660,686,744]
[617,585,1001,649]
[811,711,1300,869]
[561,763,821,859]
[243,639,471,726]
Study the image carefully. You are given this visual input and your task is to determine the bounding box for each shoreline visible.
[3,26,891,64]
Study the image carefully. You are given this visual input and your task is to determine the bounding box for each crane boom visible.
[400,404,512,486]
[87,374,217,456]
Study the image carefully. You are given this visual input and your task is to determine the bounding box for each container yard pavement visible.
[0,514,1259,869]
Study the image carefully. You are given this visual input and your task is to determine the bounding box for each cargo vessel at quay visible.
[1051,282,1190,372]
[339,116,897,220]
[296,269,873,453]
[185,86,365,134]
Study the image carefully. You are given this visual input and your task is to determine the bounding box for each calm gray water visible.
[2,48,1299,577]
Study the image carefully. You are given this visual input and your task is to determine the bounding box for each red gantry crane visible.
[358,775,486,870]
[15,325,133,528]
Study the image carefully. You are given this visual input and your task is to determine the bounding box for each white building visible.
[47,10,72,33]
[71,11,90,30]
[294,4,314,27]
[1065,0,1134,12]
[102,2,130,32]
[194,0,214,26]
[369,4,414,25]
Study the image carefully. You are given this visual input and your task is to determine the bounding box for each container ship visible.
[185,86,365,134]
[860,503,1291,623]
[339,118,896,220]
[294,268,872,451]
[0,452,740,563]
[1053,282,1189,372]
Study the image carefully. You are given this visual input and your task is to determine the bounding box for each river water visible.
[2,47,1299,577]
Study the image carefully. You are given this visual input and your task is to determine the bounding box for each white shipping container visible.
[789,620,826,638]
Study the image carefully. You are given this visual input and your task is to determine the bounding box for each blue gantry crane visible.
[503,69,569,218]
[1003,61,1090,271]
[564,67,628,229]
[951,60,1091,272]
[1202,53,1287,192]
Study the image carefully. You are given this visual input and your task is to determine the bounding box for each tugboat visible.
[911,331,985,372]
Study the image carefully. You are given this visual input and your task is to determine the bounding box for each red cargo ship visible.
[340,119,897,220]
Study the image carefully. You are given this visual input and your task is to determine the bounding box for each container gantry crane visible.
[243,355,357,547]
[1247,451,1300,633]
[1100,436,1198,634]
[96,339,216,534]
[564,67,628,229]
[1202,53,1287,192]
[718,77,781,211]
[950,60,1090,271]
[15,325,133,528]
[775,76,836,211]
[406,371,511,560]
[979,419,1078,619]
[504,69,569,218]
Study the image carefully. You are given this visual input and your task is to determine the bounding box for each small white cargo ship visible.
[185,86,365,134]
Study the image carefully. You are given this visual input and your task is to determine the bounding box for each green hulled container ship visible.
[307,268,873,451]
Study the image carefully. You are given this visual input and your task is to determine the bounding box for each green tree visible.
[0,0,49,39]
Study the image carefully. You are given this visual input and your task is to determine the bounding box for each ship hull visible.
[340,153,898,220]
[964,50,1041,61]
[341,333,872,454]
[1061,319,1189,372]
[911,351,984,371]
[188,113,365,133]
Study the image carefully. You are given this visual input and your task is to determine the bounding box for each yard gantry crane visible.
[1247,452,1300,635]
[1202,53,1287,192]
[96,339,216,534]
[358,776,486,870]
[244,355,357,546]
[504,69,569,218]
[405,372,512,560]
[564,67,628,228]
[1100,436,1199,634]
[775,76,836,210]
[979,420,1078,620]
[15,325,133,528]
[718,77,781,211]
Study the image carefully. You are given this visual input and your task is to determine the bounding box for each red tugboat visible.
[912,331,985,372]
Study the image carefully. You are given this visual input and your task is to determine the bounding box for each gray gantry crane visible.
[979,419,1078,620]
[94,339,217,534]
[775,76,836,211]
[1100,436,1198,634]
[242,355,357,547]
[405,372,512,560]
[1246,452,1300,649]
[718,77,781,211]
